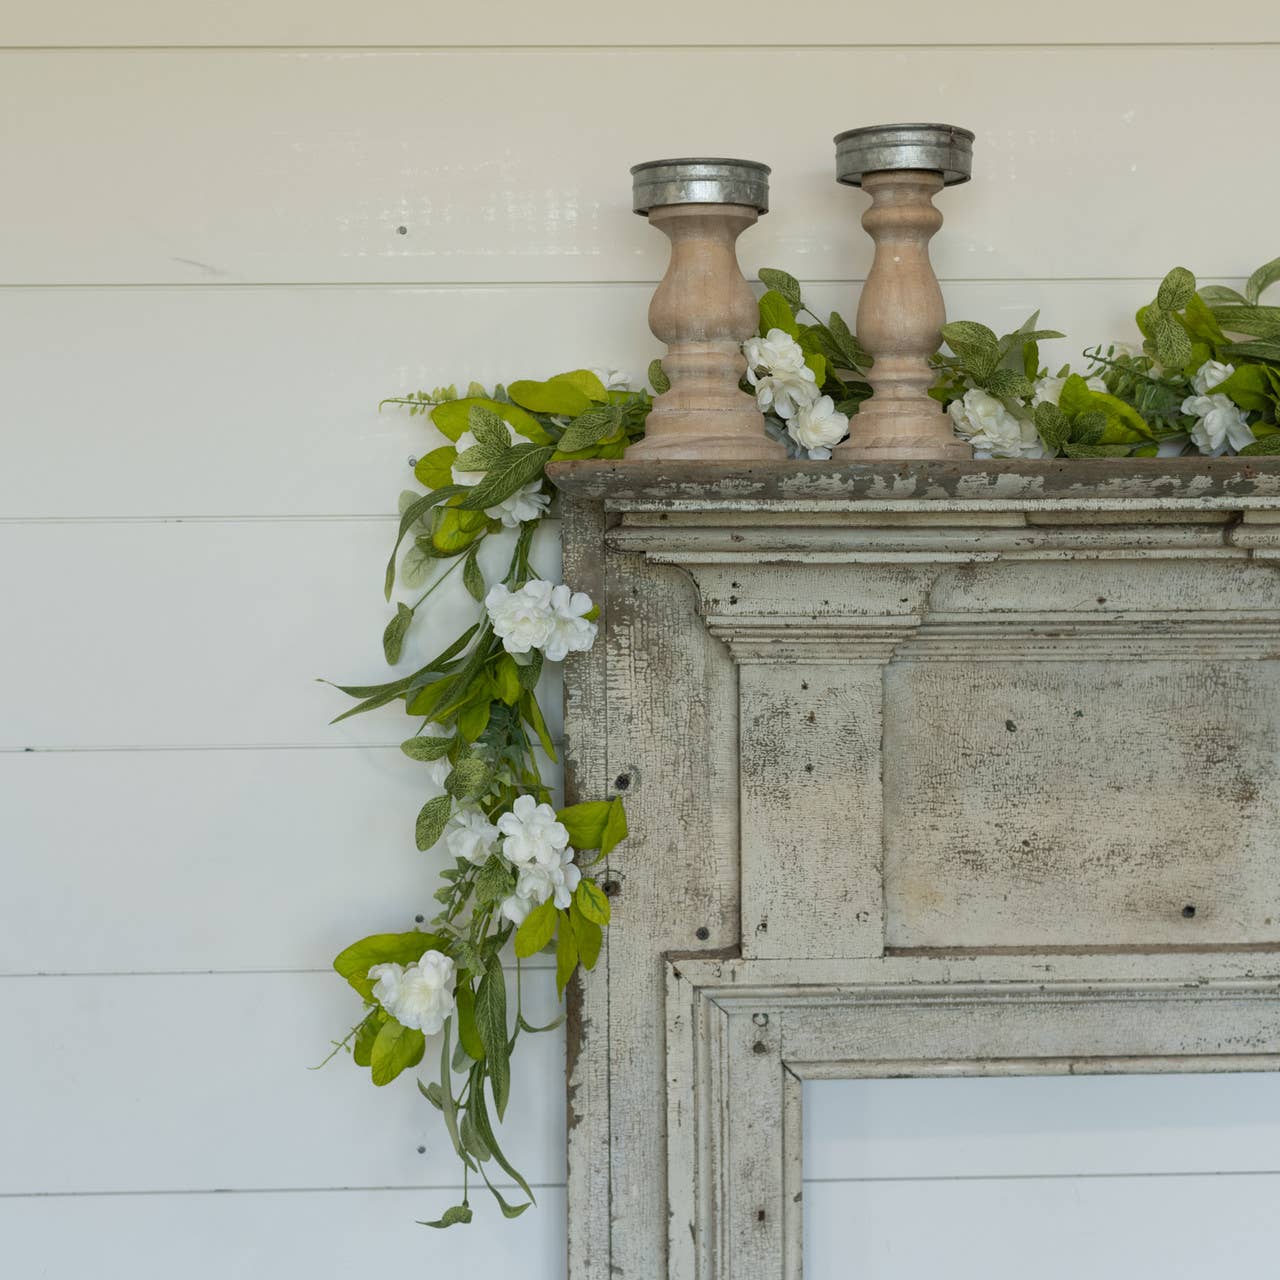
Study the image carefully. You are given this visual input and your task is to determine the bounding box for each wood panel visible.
[8,1,1276,47]
[804,1074,1280,1179]
[0,518,563,749]
[0,48,1276,284]
[0,970,564,1193]
[0,746,542,973]
[0,280,1197,519]
[0,1187,566,1279]
[803,1174,1280,1278]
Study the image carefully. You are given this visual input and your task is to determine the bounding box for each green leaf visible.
[759,267,802,309]
[557,405,623,454]
[446,756,492,800]
[1157,266,1196,312]
[1200,284,1250,307]
[570,904,603,972]
[1210,363,1275,414]
[1247,256,1280,306]
[555,911,579,997]
[352,1012,381,1067]
[493,654,522,706]
[507,376,593,417]
[431,397,550,445]
[555,800,613,850]
[575,878,612,926]
[430,505,488,556]
[1239,436,1280,456]
[600,797,628,857]
[476,955,510,1117]
[477,1164,531,1219]
[516,650,544,691]
[514,898,557,958]
[1034,402,1070,452]
[460,1109,492,1164]
[987,368,1034,400]
[455,981,485,1062]
[757,290,800,340]
[400,733,454,761]
[414,446,457,490]
[438,1020,475,1171]
[473,854,516,908]
[940,320,1000,380]
[467,1061,536,1206]
[1211,306,1280,341]
[369,1017,426,1086]
[417,1078,444,1110]
[457,445,554,513]
[333,930,449,1000]
[648,358,670,395]
[1182,293,1228,349]
[384,486,466,599]
[1223,339,1280,364]
[416,795,452,850]
[520,691,557,762]
[419,1202,473,1230]
[462,547,485,602]
[827,311,869,369]
[803,350,827,387]
[468,404,512,450]
[382,603,414,665]
[456,697,491,744]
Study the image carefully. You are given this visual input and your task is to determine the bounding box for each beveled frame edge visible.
[665,954,1280,1280]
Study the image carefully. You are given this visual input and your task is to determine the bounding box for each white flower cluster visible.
[450,422,550,527]
[1182,360,1254,455]
[743,328,848,459]
[485,579,596,662]
[947,389,1043,459]
[495,795,582,925]
[368,950,456,1035]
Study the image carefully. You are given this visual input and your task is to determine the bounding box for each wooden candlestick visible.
[832,124,975,461]
[626,159,782,462]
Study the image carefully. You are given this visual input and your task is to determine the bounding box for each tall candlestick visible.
[626,158,782,462]
[832,124,975,461]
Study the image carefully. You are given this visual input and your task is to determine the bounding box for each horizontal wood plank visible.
[0,1187,565,1278]
[0,48,1275,284]
[0,279,1229,519]
[804,1074,1280,1180]
[0,745,556,973]
[0,970,564,1193]
[0,517,564,749]
[7,1,1276,47]
[804,1173,1280,1277]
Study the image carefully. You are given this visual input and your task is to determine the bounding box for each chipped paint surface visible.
[556,462,1280,1279]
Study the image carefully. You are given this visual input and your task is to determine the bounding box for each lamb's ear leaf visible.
[1246,256,1280,306]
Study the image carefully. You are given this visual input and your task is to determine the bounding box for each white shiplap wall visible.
[2,7,1279,1276]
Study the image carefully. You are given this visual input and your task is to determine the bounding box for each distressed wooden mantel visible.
[550,459,1280,1280]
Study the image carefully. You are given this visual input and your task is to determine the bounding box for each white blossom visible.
[1191,360,1234,396]
[444,805,500,866]
[498,849,582,925]
[591,367,631,391]
[1031,374,1106,406]
[418,722,453,795]
[744,328,819,419]
[368,951,456,1035]
[1181,392,1254,455]
[451,426,550,527]
[544,584,597,661]
[787,394,848,459]
[499,892,533,926]
[485,580,556,655]
[497,794,570,867]
[948,389,1043,459]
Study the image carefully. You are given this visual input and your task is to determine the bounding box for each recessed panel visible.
[883,658,1280,949]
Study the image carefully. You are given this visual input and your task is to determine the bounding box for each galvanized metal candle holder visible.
[833,124,975,460]
[627,158,781,461]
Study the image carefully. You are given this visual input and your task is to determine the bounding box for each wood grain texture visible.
[1,48,1277,284]
[0,280,1220,520]
[0,970,564,1194]
[0,518,563,749]
[9,1,1280,46]
[0,1188,566,1280]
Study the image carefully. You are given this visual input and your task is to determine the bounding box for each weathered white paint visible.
[5,8,1280,1278]
[0,48,1277,285]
